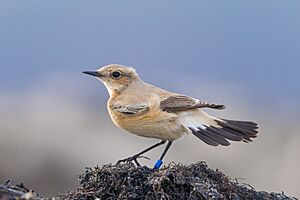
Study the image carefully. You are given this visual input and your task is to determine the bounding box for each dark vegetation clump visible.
[58,162,297,200]
[0,162,297,199]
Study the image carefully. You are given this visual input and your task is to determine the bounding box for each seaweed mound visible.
[59,162,296,200]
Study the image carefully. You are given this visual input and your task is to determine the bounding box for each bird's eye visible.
[111,71,121,79]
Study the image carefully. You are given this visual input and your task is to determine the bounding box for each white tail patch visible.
[179,109,220,131]
[180,115,207,130]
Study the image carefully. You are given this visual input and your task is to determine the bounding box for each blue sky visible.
[1,1,299,103]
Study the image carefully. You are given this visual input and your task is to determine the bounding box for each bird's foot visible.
[116,155,150,167]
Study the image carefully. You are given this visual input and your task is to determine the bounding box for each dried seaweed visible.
[58,162,297,200]
[1,162,297,199]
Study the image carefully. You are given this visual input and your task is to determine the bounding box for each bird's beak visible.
[82,71,103,78]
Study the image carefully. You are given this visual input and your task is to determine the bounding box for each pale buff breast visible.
[107,97,187,141]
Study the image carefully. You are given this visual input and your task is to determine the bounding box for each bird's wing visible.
[110,104,149,115]
[160,95,225,113]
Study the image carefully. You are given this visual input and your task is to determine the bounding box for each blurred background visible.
[0,0,299,198]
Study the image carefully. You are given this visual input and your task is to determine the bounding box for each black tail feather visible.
[208,126,243,141]
[189,119,259,146]
[198,128,231,146]
[190,127,219,146]
[219,119,258,137]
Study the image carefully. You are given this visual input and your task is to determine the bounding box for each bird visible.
[83,64,258,169]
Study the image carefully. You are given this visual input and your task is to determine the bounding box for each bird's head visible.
[83,64,140,95]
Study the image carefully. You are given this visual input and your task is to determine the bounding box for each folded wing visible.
[160,95,225,112]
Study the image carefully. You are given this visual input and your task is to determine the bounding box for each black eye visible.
[111,71,121,79]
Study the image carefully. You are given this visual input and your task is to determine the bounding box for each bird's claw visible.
[116,155,150,166]
[117,156,140,166]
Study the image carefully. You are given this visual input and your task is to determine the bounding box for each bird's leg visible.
[117,140,166,166]
[153,141,173,169]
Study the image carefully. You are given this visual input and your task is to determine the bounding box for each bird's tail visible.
[180,110,259,146]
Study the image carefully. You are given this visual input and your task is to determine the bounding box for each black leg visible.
[117,140,166,166]
[153,141,173,169]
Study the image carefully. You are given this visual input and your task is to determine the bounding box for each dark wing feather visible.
[160,95,225,113]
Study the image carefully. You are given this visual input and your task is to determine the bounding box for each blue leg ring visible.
[153,159,163,169]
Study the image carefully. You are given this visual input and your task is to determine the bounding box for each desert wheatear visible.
[83,64,258,169]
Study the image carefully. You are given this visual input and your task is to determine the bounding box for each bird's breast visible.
[107,105,185,140]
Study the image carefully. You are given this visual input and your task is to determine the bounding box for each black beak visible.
[82,71,102,77]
